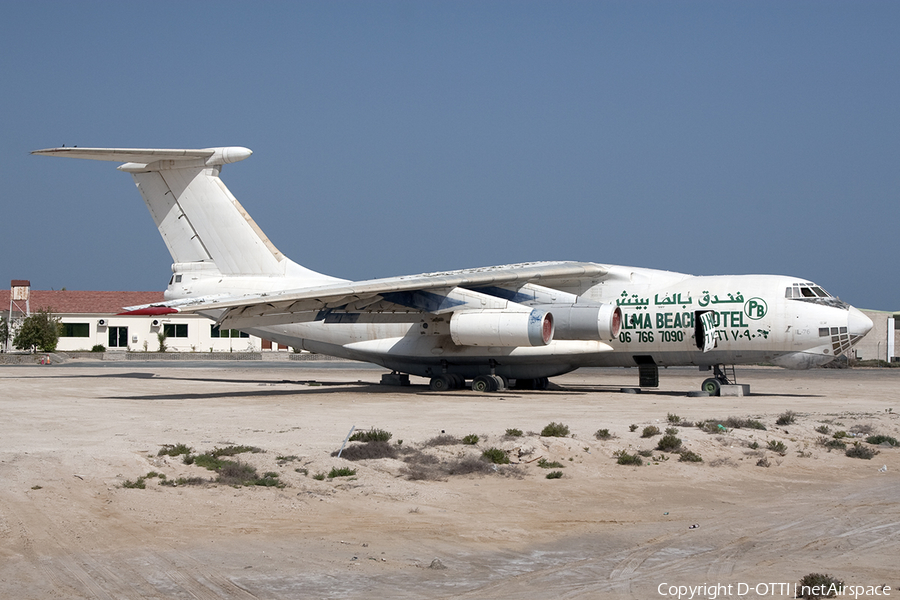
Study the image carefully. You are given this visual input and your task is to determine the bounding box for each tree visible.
[0,316,8,351]
[13,309,60,352]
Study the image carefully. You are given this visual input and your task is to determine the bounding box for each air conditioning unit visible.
[98,319,107,327]
[151,319,160,326]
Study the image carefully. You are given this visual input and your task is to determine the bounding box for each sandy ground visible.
[1,362,898,599]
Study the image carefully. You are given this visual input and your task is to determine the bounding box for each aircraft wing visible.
[123,261,607,327]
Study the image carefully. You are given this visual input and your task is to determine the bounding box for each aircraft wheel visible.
[449,374,465,389]
[472,375,496,392]
[429,375,453,392]
[490,375,506,391]
[536,377,550,390]
[701,378,721,396]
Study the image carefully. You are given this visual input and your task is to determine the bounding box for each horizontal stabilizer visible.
[31,147,252,167]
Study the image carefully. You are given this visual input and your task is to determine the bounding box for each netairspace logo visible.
[657,582,892,599]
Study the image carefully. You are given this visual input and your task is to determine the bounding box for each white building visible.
[2,282,286,353]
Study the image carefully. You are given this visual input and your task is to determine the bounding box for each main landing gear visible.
[428,375,550,392]
[700,364,736,396]
[428,374,466,391]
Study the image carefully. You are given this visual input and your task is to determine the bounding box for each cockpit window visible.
[786,283,848,309]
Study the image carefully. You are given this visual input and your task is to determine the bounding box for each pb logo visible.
[744,297,767,320]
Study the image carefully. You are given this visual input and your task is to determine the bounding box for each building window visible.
[163,324,188,338]
[211,325,249,338]
[60,323,90,337]
[108,326,128,348]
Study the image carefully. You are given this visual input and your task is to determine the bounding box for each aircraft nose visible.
[848,307,873,338]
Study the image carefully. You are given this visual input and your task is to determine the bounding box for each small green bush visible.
[537,458,563,469]
[679,450,702,462]
[481,448,509,464]
[833,431,848,439]
[158,443,192,457]
[767,440,787,455]
[814,425,830,435]
[545,471,563,479]
[776,410,797,426]
[541,422,570,437]
[91,344,106,353]
[641,425,660,438]
[667,413,681,424]
[505,428,523,437]
[637,449,653,457]
[665,427,678,435]
[462,434,480,445]
[615,451,643,466]
[818,437,846,451]
[312,473,326,481]
[328,467,357,478]
[866,435,898,447]
[656,434,683,452]
[629,424,638,432]
[122,477,146,489]
[349,428,393,443]
[845,442,877,460]
[594,428,612,440]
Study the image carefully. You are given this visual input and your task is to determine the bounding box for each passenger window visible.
[819,328,830,337]
[175,275,182,283]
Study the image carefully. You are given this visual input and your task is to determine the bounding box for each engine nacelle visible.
[547,304,622,341]
[450,309,554,347]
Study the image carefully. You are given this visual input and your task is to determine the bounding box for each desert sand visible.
[1,362,898,599]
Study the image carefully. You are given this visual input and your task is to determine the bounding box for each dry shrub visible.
[334,441,398,461]
[216,461,258,485]
[423,434,461,447]
[446,457,495,475]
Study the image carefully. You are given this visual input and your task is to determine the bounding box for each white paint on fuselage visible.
[229,264,867,377]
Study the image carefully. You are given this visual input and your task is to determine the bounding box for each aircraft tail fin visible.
[33,147,327,281]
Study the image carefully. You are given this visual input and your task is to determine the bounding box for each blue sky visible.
[1,1,897,310]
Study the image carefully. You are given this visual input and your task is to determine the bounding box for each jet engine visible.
[546,304,622,341]
[450,309,554,347]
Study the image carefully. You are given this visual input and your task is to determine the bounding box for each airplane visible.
[32,146,874,394]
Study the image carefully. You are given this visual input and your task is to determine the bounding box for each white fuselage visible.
[170,264,870,379]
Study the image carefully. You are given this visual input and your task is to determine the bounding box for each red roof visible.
[0,290,165,314]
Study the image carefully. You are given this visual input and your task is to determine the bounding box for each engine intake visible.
[450,309,554,347]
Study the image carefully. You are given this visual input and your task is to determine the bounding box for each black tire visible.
[701,377,721,396]
[472,375,495,392]
[429,375,452,392]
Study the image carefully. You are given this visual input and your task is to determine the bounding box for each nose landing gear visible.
[700,364,736,396]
